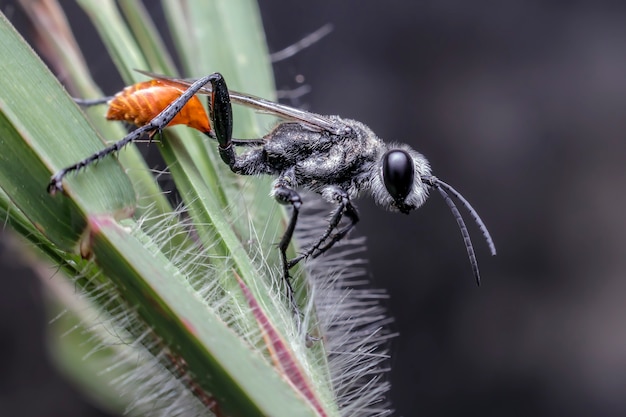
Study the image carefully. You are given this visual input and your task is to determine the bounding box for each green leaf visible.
[89,215,316,417]
[1,1,338,416]
[0,12,135,251]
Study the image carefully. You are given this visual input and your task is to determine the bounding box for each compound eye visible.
[382,149,414,201]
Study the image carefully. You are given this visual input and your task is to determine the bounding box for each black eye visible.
[382,150,414,201]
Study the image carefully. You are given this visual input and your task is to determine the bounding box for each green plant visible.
[0,1,393,416]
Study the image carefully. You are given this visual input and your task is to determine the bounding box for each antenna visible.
[421,175,497,285]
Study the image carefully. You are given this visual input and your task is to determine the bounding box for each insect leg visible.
[288,187,359,268]
[312,200,359,258]
[201,129,265,147]
[73,96,113,107]
[272,168,303,315]
[48,73,227,194]
[202,75,237,168]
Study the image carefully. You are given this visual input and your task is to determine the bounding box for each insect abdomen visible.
[106,79,211,133]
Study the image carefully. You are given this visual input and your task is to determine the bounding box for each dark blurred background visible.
[2,1,626,416]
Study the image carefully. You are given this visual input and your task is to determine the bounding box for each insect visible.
[49,71,496,310]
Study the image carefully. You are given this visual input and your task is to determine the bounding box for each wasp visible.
[49,71,496,306]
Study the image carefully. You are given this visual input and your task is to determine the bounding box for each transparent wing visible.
[135,70,345,135]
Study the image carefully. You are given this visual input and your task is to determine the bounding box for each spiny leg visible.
[73,96,113,106]
[272,169,303,316]
[288,187,359,268]
[311,198,359,259]
[48,73,227,194]
[201,131,266,148]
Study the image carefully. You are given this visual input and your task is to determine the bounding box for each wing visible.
[135,70,345,135]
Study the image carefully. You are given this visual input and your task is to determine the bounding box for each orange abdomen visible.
[106,79,211,133]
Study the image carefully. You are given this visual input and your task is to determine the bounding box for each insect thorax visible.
[263,118,384,196]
